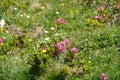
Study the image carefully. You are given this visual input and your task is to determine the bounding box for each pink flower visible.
[97,6,102,12]
[93,15,103,20]
[56,18,61,23]
[100,73,107,80]
[60,20,66,24]
[61,47,66,52]
[60,41,66,46]
[70,46,78,53]
[64,39,70,45]
[54,42,66,54]
[0,38,3,44]
[55,18,66,24]
[54,39,70,55]
[116,4,120,9]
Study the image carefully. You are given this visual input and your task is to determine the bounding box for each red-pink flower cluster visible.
[54,39,70,54]
[56,18,66,24]
[100,73,107,80]
[93,15,103,20]
[70,46,78,53]
[0,38,3,44]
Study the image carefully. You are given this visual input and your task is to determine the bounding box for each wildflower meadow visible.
[0,0,120,80]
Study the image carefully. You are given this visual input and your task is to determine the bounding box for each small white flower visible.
[44,30,49,33]
[23,13,26,16]
[14,8,17,10]
[0,19,5,28]
[85,38,89,42]
[44,37,49,41]
[56,11,59,14]
[50,27,55,30]
[3,37,6,39]
[54,33,60,36]
[26,15,30,19]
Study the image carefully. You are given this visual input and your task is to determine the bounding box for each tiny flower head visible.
[26,15,30,19]
[37,44,40,48]
[64,39,70,45]
[56,18,61,23]
[42,49,46,53]
[23,13,26,16]
[55,18,66,24]
[28,39,32,42]
[45,37,49,41]
[0,28,3,31]
[51,27,55,30]
[93,15,103,20]
[14,7,18,10]
[20,14,23,17]
[70,10,74,15]
[6,30,9,33]
[97,6,103,12]
[2,37,6,39]
[41,6,45,10]
[60,20,66,24]
[116,4,120,9]
[61,3,65,7]
[0,38,3,44]
[44,30,49,33]
[0,19,5,28]
[100,73,107,80]
[54,33,60,36]
[56,11,59,14]
[70,46,78,53]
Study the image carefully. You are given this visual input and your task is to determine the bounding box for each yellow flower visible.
[28,39,32,42]
[6,30,9,33]
[0,28,3,31]
[20,14,23,17]
[42,49,46,53]
[37,44,40,48]
[86,18,91,24]
[61,3,65,7]
[41,6,45,10]
[88,61,91,64]
[70,10,74,15]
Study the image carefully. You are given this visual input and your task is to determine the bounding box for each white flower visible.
[23,13,26,16]
[44,37,49,41]
[50,27,55,30]
[27,15,30,19]
[14,8,17,10]
[54,33,60,36]
[3,37,6,39]
[0,19,5,28]
[56,11,59,14]
[44,30,49,33]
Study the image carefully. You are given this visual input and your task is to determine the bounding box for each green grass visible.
[0,0,120,80]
